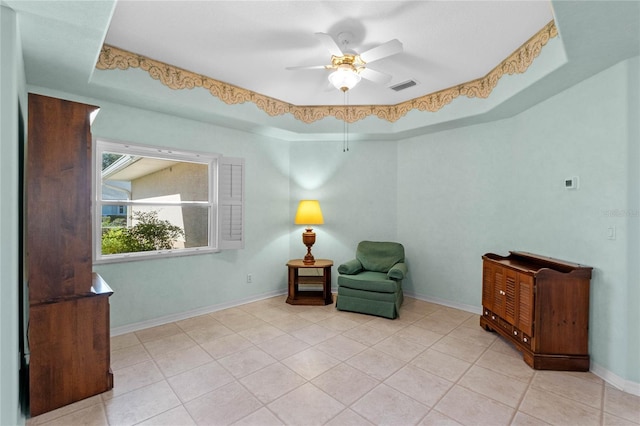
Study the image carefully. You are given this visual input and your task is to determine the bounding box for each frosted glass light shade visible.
[328,67,361,92]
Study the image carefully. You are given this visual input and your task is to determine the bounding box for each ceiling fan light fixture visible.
[328,65,361,92]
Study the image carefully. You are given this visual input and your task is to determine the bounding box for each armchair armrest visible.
[338,259,363,275]
[387,262,408,280]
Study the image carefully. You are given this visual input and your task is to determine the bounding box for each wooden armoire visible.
[27,94,113,416]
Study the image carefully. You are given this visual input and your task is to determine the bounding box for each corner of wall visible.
[0,4,28,425]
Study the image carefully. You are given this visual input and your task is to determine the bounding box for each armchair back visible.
[356,241,405,273]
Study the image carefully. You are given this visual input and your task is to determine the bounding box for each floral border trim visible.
[96,20,557,124]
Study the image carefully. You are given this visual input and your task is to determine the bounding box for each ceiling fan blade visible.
[359,67,392,85]
[314,32,344,57]
[286,65,329,71]
[359,39,403,63]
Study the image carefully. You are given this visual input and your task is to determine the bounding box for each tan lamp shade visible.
[295,200,324,264]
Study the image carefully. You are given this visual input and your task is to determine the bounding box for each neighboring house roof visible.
[102,155,179,182]
[102,183,130,201]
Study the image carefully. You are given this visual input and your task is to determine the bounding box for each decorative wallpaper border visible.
[96,20,557,124]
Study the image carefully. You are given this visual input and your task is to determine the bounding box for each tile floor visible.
[27,296,640,426]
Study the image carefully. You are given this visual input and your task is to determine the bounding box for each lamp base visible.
[302,228,316,265]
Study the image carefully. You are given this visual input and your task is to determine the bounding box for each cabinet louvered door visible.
[517,273,534,337]
[504,268,517,325]
[482,262,495,312]
[493,265,506,318]
[218,157,244,249]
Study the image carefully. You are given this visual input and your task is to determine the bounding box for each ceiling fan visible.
[287,32,403,92]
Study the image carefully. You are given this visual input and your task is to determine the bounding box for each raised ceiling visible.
[5,1,640,140]
[103,0,554,107]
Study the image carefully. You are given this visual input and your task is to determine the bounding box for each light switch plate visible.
[564,176,579,189]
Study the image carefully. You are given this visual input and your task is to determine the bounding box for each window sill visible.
[93,247,221,265]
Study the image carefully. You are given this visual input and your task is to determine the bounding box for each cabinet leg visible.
[480,317,495,332]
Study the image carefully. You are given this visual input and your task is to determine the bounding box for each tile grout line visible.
[511,368,540,425]
[426,330,492,425]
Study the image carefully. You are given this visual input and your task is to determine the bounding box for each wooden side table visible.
[286,259,333,305]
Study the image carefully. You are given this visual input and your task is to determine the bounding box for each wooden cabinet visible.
[27,94,113,416]
[480,251,592,371]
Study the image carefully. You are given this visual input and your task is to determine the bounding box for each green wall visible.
[0,5,26,426]
[397,56,640,388]
[288,138,399,270]
[625,57,640,388]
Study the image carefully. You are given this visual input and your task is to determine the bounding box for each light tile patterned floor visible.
[27,296,640,426]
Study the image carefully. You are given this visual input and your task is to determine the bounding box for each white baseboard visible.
[110,289,287,336]
[591,362,640,396]
[404,291,483,315]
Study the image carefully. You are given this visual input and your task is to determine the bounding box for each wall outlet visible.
[246,274,253,283]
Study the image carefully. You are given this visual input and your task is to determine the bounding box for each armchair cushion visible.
[338,271,400,293]
[356,241,405,273]
[337,258,363,275]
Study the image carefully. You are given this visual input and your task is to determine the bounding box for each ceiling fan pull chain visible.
[342,90,346,152]
[343,91,350,152]
[346,122,349,152]
[347,91,350,152]
[343,119,347,152]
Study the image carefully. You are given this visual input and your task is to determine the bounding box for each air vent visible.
[390,80,418,92]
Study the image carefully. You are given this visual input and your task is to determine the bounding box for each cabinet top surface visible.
[287,259,333,268]
[29,92,99,112]
[483,251,592,275]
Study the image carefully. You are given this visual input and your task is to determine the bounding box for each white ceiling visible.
[4,1,640,140]
[104,0,554,106]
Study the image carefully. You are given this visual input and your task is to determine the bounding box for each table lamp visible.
[294,200,324,264]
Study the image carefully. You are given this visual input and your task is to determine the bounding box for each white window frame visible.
[94,139,244,264]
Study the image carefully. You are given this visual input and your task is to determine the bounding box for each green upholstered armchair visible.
[336,241,407,319]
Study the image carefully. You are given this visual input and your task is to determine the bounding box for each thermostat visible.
[564,176,579,190]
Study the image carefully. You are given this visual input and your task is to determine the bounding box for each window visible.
[94,140,244,263]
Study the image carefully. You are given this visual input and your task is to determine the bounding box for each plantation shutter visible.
[218,156,244,249]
